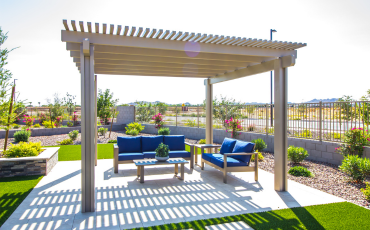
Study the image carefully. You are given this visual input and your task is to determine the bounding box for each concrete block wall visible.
[141,123,370,165]
[116,106,135,124]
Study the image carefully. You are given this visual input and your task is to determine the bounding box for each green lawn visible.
[0,175,43,227]
[50,144,195,161]
[130,202,370,230]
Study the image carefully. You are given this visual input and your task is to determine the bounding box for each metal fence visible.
[135,101,370,144]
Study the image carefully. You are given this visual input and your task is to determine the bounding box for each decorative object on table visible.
[155,142,169,161]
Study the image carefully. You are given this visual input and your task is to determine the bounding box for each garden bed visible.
[254,151,370,209]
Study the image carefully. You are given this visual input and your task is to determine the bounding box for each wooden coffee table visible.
[133,158,189,183]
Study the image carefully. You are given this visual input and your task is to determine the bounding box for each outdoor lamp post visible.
[270,29,277,127]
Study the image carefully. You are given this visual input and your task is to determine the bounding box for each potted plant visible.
[155,143,169,161]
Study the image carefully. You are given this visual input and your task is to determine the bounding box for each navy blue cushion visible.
[209,154,248,168]
[202,153,222,162]
[143,151,156,158]
[230,141,255,163]
[118,153,144,161]
[169,151,190,158]
[163,135,185,151]
[142,136,164,152]
[219,138,237,154]
[117,136,141,153]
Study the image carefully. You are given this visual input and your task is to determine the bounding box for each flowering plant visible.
[152,113,164,129]
[225,117,242,138]
[336,127,370,157]
[54,116,63,128]
[23,115,34,128]
[39,113,47,124]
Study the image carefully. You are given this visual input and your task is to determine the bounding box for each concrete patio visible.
[0,159,343,230]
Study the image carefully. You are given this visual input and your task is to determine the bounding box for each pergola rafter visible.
[61,19,306,213]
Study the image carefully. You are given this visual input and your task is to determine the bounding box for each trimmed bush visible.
[339,155,370,182]
[251,151,264,161]
[42,120,56,128]
[158,127,170,135]
[57,138,73,145]
[288,166,313,177]
[4,142,42,158]
[68,130,79,141]
[127,129,139,136]
[108,140,117,143]
[287,145,309,163]
[33,124,41,128]
[98,127,108,137]
[14,130,31,143]
[251,138,267,152]
[13,124,20,129]
[125,122,145,135]
[361,182,370,200]
[198,139,206,144]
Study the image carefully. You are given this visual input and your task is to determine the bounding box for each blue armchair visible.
[201,138,258,183]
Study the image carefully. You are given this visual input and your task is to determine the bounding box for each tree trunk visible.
[4,86,15,151]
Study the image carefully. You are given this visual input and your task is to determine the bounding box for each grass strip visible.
[0,175,43,227]
[47,144,195,161]
[129,202,370,230]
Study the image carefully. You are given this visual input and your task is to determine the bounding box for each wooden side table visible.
[193,144,221,167]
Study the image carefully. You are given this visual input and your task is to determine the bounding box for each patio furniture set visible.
[113,135,258,183]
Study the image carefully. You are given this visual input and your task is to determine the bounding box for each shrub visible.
[98,127,108,137]
[125,122,144,135]
[67,121,74,127]
[39,113,47,124]
[298,129,312,138]
[108,140,117,143]
[13,124,20,129]
[42,120,56,128]
[339,155,370,182]
[14,130,31,142]
[155,143,169,157]
[287,146,309,163]
[33,124,41,128]
[127,129,139,136]
[158,127,170,135]
[184,119,196,127]
[361,182,370,200]
[251,151,264,161]
[251,139,267,152]
[152,113,164,129]
[199,139,206,144]
[336,128,370,157]
[57,138,73,145]
[68,130,79,141]
[4,142,42,158]
[288,166,313,177]
[23,115,34,128]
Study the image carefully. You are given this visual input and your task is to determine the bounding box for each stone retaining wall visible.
[0,124,125,138]
[116,106,135,124]
[0,147,59,177]
[141,124,370,165]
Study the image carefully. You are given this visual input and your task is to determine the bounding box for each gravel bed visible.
[254,152,370,209]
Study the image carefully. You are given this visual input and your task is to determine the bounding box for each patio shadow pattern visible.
[0,159,343,230]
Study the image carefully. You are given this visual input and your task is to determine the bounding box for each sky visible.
[1,0,370,106]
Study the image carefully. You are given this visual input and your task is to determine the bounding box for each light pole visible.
[13,79,17,102]
[270,29,277,127]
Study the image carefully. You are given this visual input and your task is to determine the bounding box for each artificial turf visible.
[0,175,43,227]
[130,202,370,230]
[51,144,195,161]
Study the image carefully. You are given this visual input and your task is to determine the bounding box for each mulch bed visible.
[1,133,369,209]
[254,152,370,209]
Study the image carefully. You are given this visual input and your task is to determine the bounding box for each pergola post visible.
[274,57,288,191]
[205,79,213,145]
[95,75,98,166]
[80,38,96,212]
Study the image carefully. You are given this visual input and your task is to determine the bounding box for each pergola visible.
[61,20,306,212]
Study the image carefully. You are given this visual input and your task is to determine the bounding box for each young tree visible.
[63,92,76,116]
[97,89,118,124]
[47,93,64,121]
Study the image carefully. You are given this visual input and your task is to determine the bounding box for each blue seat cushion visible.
[117,136,142,153]
[143,151,156,158]
[169,151,190,158]
[230,141,255,163]
[219,138,237,154]
[209,154,248,168]
[164,135,185,151]
[202,153,222,162]
[142,136,164,152]
[118,153,144,161]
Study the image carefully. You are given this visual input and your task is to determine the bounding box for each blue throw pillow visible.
[142,136,164,152]
[117,136,142,153]
[230,140,255,163]
[163,135,185,151]
[219,138,237,154]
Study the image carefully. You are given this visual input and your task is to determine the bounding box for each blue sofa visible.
[114,135,194,173]
[201,138,258,183]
